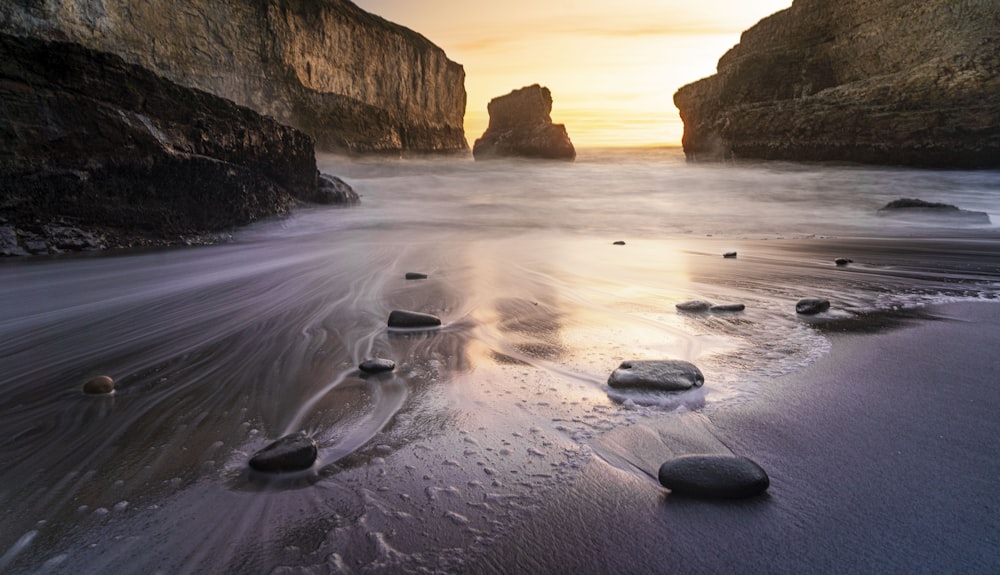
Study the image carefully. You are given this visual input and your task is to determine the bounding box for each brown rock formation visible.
[0,33,356,255]
[0,0,468,154]
[673,0,1000,168]
[473,85,576,161]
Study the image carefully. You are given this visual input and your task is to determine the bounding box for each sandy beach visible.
[462,301,1000,574]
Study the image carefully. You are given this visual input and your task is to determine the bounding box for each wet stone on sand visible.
[388,310,442,328]
[710,303,745,313]
[248,432,318,472]
[658,454,770,498]
[359,358,396,374]
[607,360,704,392]
[82,375,115,395]
[405,272,428,280]
[796,298,831,315]
[676,300,712,312]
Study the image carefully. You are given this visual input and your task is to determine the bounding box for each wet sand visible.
[467,301,1000,574]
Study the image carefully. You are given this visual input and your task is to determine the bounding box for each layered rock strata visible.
[473,85,575,161]
[674,0,1000,168]
[0,33,355,255]
[0,0,468,154]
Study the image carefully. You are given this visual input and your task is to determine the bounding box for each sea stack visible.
[473,85,576,161]
[673,0,1000,168]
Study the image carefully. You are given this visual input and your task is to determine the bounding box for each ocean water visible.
[1,148,999,573]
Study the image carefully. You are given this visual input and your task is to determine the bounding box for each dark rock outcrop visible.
[473,85,575,161]
[0,0,468,154]
[877,198,991,224]
[249,432,318,472]
[0,33,353,254]
[607,360,704,392]
[658,454,770,498]
[673,0,1000,168]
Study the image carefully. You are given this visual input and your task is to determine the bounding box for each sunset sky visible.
[353,0,792,147]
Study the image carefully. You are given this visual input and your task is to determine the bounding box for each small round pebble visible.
[82,375,115,395]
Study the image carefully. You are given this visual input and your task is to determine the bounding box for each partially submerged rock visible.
[473,85,575,161]
[723,252,737,259]
[796,298,831,315]
[82,375,115,395]
[405,272,428,280]
[877,198,990,224]
[249,432,318,472]
[388,310,442,329]
[711,303,746,313]
[658,454,770,498]
[607,360,704,392]
[835,258,852,267]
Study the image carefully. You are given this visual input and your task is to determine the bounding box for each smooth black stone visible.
[710,303,745,313]
[658,454,770,498]
[835,258,852,266]
[359,358,396,373]
[405,272,428,280]
[82,375,115,394]
[613,241,626,245]
[796,298,831,315]
[388,310,442,328]
[723,251,737,258]
[676,300,712,312]
[249,432,318,472]
[607,360,704,391]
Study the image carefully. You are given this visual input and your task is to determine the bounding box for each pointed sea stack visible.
[473,85,575,161]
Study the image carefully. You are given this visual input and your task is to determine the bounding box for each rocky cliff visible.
[473,85,576,161]
[0,32,356,255]
[0,0,468,154]
[674,0,1000,168]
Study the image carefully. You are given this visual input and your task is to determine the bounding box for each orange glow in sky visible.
[353,0,792,148]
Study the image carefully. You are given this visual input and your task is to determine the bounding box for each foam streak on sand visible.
[1,149,999,573]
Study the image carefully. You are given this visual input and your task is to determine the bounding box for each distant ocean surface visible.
[2,147,999,573]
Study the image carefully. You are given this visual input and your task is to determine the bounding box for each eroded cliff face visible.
[0,0,468,154]
[674,0,1000,168]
